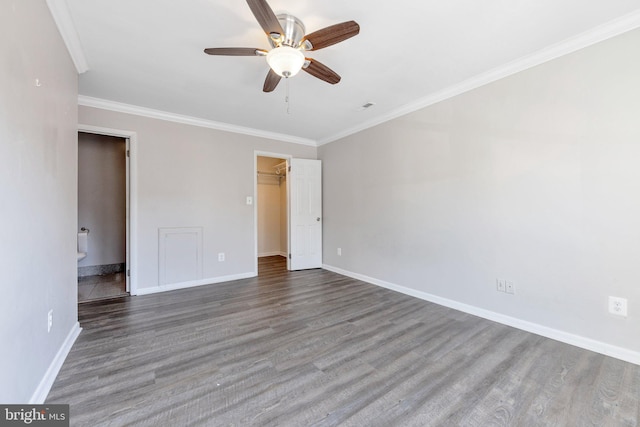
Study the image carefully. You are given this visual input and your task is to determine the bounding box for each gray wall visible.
[78,132,126,268]
[0,0,79,402]
[78,106,316,293]
[319,29,640,355]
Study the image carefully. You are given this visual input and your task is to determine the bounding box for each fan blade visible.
[246,0,284,37]
[204,48,266,56]
[263,69,282,92]
[303,59,341,84]
[302,21,360,51]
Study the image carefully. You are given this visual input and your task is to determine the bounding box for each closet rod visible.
[257,171,283,178]
[274,161,287,175]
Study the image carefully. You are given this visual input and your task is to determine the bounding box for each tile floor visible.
[78,272,127,303]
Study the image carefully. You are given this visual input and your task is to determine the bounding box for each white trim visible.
[30,322,82,404]
[125,138,131,293]
[136,272,256,296]
[317,10,640,146]
[78,96,316,147]
[78,125,139,295]
[45,0,89,74]
[258,251,284,257]
[254,151,293,273]
[74,10,640,147]
[322,264,640,366]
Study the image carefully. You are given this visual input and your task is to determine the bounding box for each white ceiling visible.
[63,0,640,145]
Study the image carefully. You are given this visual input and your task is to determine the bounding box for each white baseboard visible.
[258,251,285,258]
[136,272,257,296]
[322,264,640,366]
[30,322,82,404]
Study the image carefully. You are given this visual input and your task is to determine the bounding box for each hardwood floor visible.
[48,256,640,426]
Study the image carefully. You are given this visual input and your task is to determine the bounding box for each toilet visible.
[77,229,89,261]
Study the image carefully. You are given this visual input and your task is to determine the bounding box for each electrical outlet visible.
[505,281,515,295]
[218,253,225,262]
[609,296,628,317]
[47,310,53,332]
[496,279,515,294]
[337,248,342,256]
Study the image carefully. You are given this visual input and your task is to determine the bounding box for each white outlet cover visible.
[505,281,515,294]
[608,296,628,316]
[218,253,225,262]
[246,196,253,205]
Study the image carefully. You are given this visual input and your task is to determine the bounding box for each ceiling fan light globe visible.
[266,46,305,78]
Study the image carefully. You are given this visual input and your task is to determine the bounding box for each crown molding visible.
[317,9,640,146]
[46,0,89,74]
[78,95,317,146]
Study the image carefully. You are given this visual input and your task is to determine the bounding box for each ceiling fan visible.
[204,0,360,92]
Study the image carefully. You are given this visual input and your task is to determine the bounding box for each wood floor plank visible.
[46,256,640,426]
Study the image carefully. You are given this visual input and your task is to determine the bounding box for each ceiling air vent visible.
[357,102,375,111]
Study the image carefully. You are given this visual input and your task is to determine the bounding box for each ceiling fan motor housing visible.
[270,14,306,48]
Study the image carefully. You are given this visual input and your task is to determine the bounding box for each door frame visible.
[78,124,138,295]
[254,151,292,273]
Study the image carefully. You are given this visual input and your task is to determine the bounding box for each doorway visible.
[255,153,323,274]
[256,154,289,275]
[77,131,129,302]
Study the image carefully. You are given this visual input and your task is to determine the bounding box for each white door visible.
[289,158,322,270]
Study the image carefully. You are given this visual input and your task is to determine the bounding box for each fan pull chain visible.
[285,78,291,115]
